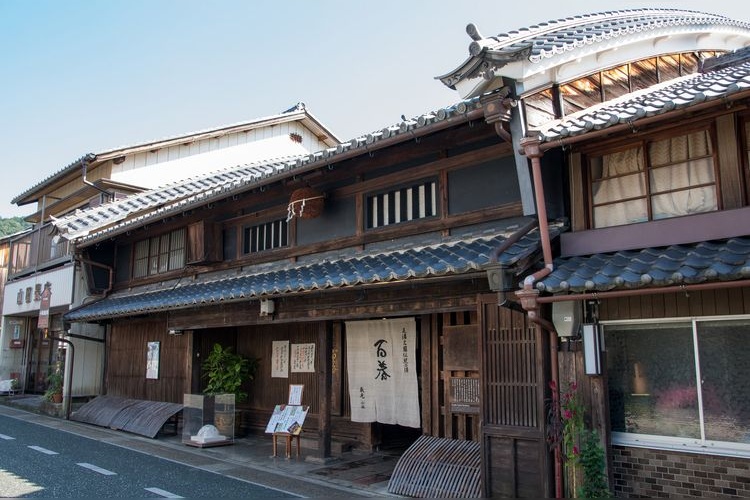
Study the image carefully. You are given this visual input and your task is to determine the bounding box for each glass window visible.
[696,320,750,443]
[588,129,717,228]
[132,229,186,278]
[605,318,750,447]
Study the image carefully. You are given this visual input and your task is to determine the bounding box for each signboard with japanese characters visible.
[271,340,289,378]
[290,343,315,372]
[345,317,420,428]
[264,404,309,435]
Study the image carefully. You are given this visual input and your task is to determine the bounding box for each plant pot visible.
[214,409,243,438]
[51,393,62,404]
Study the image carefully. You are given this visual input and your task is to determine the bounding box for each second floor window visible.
[366,180,437,229]
[133,228,186,278]
[243,218,288,254]
[588,129,717,228]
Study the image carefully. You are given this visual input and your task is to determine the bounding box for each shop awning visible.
[535,236,750,294]
[65,219,563,323]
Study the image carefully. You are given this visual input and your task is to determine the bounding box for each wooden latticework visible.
[387,435,481,498]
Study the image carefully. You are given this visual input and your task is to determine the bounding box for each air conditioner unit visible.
[552,301,581,337]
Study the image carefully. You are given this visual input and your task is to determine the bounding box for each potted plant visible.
[201,343,259,437]
[44,369,63,404]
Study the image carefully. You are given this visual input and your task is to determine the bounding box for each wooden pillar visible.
[317,321,332,458]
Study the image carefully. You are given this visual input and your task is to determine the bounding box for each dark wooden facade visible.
[70,113,559,498]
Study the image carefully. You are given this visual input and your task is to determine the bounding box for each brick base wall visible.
[612,445,750,498]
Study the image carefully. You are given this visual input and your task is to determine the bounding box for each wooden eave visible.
[25,178,146,224]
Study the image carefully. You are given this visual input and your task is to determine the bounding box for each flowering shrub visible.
[560,381,584,462]
[548,379,611,498]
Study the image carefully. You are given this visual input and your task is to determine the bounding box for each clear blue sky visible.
[2,0,749,218]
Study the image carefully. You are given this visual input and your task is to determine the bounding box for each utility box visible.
[552,301,581,337]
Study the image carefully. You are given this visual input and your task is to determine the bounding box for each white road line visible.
[76,463,117,475]
[144,487,184,498]
[28,445,58,455]
[0,433,15,440]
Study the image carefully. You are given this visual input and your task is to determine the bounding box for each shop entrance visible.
[26,329,59,393]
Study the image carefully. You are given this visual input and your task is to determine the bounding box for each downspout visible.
[515,135,562,498]
[81,154,111,201]
[77,256,114,297]
[47,335,74,420]
[519,137,554,290]
[488,218,538,311]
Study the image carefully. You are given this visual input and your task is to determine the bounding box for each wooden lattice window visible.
[242,218,288,254]
[366,179,437,229]
[133,228,186,278]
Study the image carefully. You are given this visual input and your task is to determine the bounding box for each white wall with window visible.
[605,317,750,457]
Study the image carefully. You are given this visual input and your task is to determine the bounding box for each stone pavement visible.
[0,395,402,498]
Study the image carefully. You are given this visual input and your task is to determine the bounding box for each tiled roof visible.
[64,221,560,322]
[53,155,303,240]
[535,237,750,294]
[469,9,746,65]
[438,9,750,90]
[535,57,750,143]
[53,96,487,244]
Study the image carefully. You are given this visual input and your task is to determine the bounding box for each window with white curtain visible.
[588,129,717,228]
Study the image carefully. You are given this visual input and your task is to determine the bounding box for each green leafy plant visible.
[201,343,258,404]
[44,368,63,402]
[576,430,611,499]
[548,380,611,498]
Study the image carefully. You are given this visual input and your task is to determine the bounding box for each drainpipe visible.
[481,88,516,144]
[515,135,562,498]
[488,218,538,311]
[47,335,74,420]
[519,137,554,290]
[81,154,111,202]
[76,256,114,297]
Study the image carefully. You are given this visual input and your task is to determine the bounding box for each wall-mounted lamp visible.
[259,298,275,317]
[168,329,183,336]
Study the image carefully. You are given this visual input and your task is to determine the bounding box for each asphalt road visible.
[0,413,298,498]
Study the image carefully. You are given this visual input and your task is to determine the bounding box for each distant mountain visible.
[0,217,31,237]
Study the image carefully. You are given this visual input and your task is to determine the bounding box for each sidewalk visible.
[0,394,402,498]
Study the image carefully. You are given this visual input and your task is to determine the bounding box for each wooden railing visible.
[9,224,71,277]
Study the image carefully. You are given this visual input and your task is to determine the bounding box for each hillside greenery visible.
[0,217,31,237]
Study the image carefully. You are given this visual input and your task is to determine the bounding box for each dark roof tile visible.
[537,236,750,293]
[66,221,563,322]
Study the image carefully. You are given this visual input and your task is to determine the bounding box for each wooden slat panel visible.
[108,318,190,403]
[480,293,550,498]
[71,395,182,439]
[387,435,481,498]
[599,287,750,320]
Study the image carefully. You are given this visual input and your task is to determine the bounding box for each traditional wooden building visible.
[439,8,750,498]
[57,91,560,495]
[57,8,750,498]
